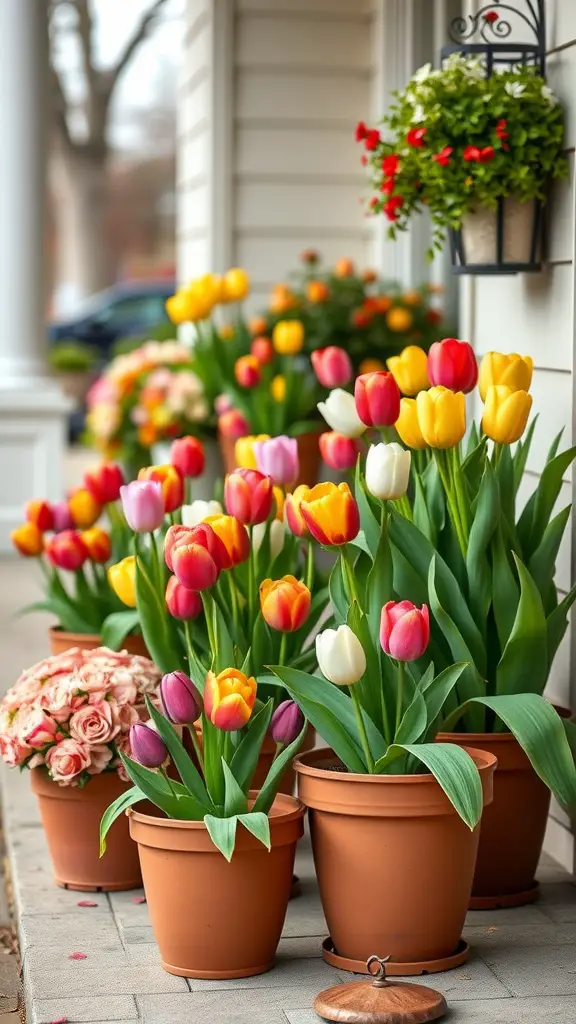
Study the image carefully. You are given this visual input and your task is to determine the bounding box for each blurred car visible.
[48,280,176,362]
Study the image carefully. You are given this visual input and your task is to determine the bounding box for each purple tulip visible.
[270,700,304,746]
[129,722,168,768]
[160,671,201,725]
[120,481,164,532]
[253,435,299,486]
[52,500,73,533]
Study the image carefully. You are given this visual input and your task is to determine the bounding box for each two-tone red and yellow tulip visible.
[478,352,534,402]
[165,575,203,620]
[251,336,274,365]
[319,432,361,471]
[427,338,478,394]
[224,468,274,525]
[380,600,430,661]
[218,408,251,440]
[260,575,311,632]
[387,345,430,396]
[235,354,261,388]
[84,462,125,504]
[204,514,250,566]
[68,488,102,528]
[300,482,359,546]
[167,523,228,590]
[355,371,401,428]
[311,346,352,388]
[482,385,533,444]
[138,465,184,514]
[11,522,44,557]
[46,530,89,572]
[82,527,111,564]
[170,436,205,479]
[395,397,427,450]
[25,500,54,532]
[416,386,466,449]
[272,320,304,355]
[108,555,137,607]
[204,668,257,731]
[284,485,311,537]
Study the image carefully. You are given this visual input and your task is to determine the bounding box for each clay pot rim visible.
[128,789,305,830]
[294,745,497,783]
[48,625,143,642]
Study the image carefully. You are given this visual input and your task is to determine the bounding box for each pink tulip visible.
[120,481,165,533]
[311,346,353,388]
[319,432,361,471]
[253,435,299,486]
[129,722,167,768]
[51,500,74,533]
[271,700,304,746]
[160,671,201,725]
[380,600,430,661]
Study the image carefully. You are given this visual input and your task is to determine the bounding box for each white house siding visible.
[462,0,576,867]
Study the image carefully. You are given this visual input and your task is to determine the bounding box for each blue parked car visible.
[48,280,176,362]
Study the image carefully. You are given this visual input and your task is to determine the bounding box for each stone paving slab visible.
[32,995,139,1024]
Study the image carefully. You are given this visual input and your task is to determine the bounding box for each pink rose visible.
[111,702,140,732]
[46,739,91,784]
[20,709,58,750]
[87,744,114,775]
[69,700,118,745]
[107,680,138,706]
[0,736,28,767]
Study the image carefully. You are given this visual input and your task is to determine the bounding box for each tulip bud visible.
[68,488,102,529]
[235,434,271,470]
[300,482,359,546]
[222,267,250,302]
[138,465,184,514]
[51,501,74,533]
[311,346,353,388]
[130,722,168,769]
[160,671,201,725]
[254,435,299,486]
[479,351,533,402]
[354,372,401,428]
[317,389,367,439]
[380,600,430,661]
[427,338,478,394]
[82,527,112,564]
[481,385,533,445]
[365,442,411,501]
[108,555,137,607]
[120,481,165,533]
[319,432,360,471]
[25,500,54,532]
[204,668,257,730]
[224,468,274,525]
[235,355,261,388]
[273,320,304,355]
[84,463,125,504]
[252,518,285,559]
[284,485,311,538]
[271,700,304,746]
[260,575,311,632]
[416,386,466,449]
[11,522,44,557]
[251,336,274,365]
[165,576,202,620]
[46,530,89,572]
[181,499,223,528]
[170,436,205,479]
[218,409,251,440]
[395,398,428,450]
[316,625,366,686]
[387,345,430,396]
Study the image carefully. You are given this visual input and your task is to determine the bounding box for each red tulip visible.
[165,576,203,620]
[170,436,205,479]
[218,409,250,440]
[84,463,125,504]
[319,432,361,471]
[311,347,353,389]
[170,524,226,591]
[427,338,478,394]
[251,336,274,365]
[380,601,430,662]
[355,371,401,427]
[45,530,89,572]
[224,468,273,525]
[25,500,54,532]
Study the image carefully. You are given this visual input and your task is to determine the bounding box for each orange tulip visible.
[11,522,44,557]
[25,500,54,532]
[306,280,330,303]
[300,482,359,546]
[204,514,250,566]
[68,488,102,528]
[284,485,311,537]
[335,258,354,278]
[138,465,184,514]
[204,668,257,731]
[82,527,111,564]
[260,575,311,632]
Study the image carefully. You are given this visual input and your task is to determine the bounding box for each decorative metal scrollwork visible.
[449,2,544,52]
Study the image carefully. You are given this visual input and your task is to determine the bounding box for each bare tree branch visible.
[109,0,170,93]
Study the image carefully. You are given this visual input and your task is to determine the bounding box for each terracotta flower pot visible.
[294,747,496,973]
[250,725,316,795]
[128,792,304,978]
[31,768,142,891]
[218,430,322,488]
[48,627,149,659]
[437,729,553,908]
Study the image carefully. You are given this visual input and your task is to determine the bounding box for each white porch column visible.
[0,0,70,551]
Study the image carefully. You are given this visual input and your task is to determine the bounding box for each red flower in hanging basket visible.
[382,154,400,176]
[406,127,427,148]
[479,145,495,163]
[484,10,499,24]
[381,178,396,194]
[496,118,509,140]
[433,146,453,167]
[355,120,368,142]
[463,145,481,162]
[365,129,381,151]
[384,195,404,221]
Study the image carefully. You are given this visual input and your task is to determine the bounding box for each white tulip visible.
[316,625,367,687]
[252,519,285,560]
[181,499,223,528]
[317,389,367,439]
[365,442,411,501]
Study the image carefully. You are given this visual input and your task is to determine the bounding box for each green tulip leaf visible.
[495,554,548,697]
[391,742,483,829]
[528,505,571,615]
[491,525,520,650]
[238,812,271,851]
[394,689,427,745]
[466,462,499,626]
[419,662,468,738]
[230,699,274,793]
[100,610,140,651]
[253,722,308,814]
[517,445,576,557]
[99,785,144,856]
[204,814,238,862]
[546,585,576,669]
[355,460,381,557]
[222,758,249,816]
[144,697,212,809]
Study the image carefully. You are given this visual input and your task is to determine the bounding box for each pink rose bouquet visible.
[0,647,160,786]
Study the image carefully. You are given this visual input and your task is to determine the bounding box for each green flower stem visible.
[395,660,405,737]
[449,445,470,545]
[305,539,314,593]
[248,529,257,627]
[279,632,288,666]
[341,545,361,608]
[201,592,218,669]
[350,685,375,774]
[434,449,467,557]
[228,571,241,633]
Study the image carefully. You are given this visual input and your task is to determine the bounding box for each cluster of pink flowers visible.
[0,648,160,786]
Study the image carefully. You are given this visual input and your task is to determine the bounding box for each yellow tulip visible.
[108,556,137,608]
[165,291,191,325]
[185,279,215,321]
[416,386,466,449]
[395,398,427,450]
[271,375,286,402]
[222,267,250,302]
[478,351,534,401]
[273,320,304,355]
[234,434,271,469]
[273,485,285,521]
[387,345,430,396]
[68,488,102,528]
[482,385,533,444]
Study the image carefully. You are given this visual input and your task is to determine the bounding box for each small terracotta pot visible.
[218,430,322,488]
[438,729,552,907]
[48,627,150,659]
[294,747,496,970]
[31,768,142,891]
[129,792,304,978]
[251,725,316,795]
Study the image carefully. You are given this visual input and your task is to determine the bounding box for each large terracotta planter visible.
[49,627,149,659]
[31,768,142,891]
[294,747,496,974]
[128,792,304,978]
[251,725,316,795]
[438,729,552,908]
[219,430,322,488]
